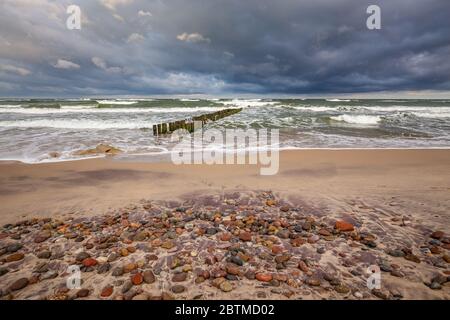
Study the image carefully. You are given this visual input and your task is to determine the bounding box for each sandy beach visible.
[0,149,449,300]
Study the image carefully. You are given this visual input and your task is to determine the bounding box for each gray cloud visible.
[0,0,449,97]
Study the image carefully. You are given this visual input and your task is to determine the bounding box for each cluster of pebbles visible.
[0,191,448,300]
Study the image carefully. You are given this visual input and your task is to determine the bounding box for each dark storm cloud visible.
[0,0,449,96]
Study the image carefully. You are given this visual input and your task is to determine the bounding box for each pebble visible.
[77,289,90,298]
[37,251,51,259]
[171,285,186,294]
[335,221,355,232]
[6,243,22,253]
[100,285,114,297]
[220,281,233,292]
[143,270,156,284]
[172,272,187,282]
[239,231,252,242]
[5,252,24,262]
[131,273,143,285]
[431,231,444,240]
[112,266,124,277]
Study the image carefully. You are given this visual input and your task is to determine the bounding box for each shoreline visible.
[0,149,449,300]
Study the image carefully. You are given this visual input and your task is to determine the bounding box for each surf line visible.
[152,107,242,135]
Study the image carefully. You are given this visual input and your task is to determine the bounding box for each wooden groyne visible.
[152,108,242,136]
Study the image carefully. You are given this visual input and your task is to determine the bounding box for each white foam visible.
[326,99,351,102]
[0,119,152,129]
[219,99,279,108]
[97,100,138,105]
[330,114,382,125]
[412,112,450,119]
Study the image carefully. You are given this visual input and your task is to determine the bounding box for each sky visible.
[0,0,449,98]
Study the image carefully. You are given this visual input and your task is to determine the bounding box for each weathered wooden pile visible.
[152,108,242,135]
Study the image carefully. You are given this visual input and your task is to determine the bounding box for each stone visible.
[172,272,187,282]
[6,243,22,253]
[256,273,272,282]
[121,281,133,293]
[226,264,240,275]
[275,255,290,264]
[306,277,321,286]
[77,289,90,298]
[112,266,124,277]
[76,252,90,262]
[302,222,312,231]
[298,261,309,273]
[230,256,244,266]
[82,258,98,267]
[5,252,24,262]
[220,233,232,241]
[372,289,389,300]
[219,281,233,292]
[100,285,113,297]
[34,230,52,243]
[404,254,421,263]
[335,285,350,294]
[37,251,51,259]
[131,273,143,285]
[318,229,332,237]
[245,270,256,280]
[97,263,111,274]
[335,221,354,232]
[133,231,148,241]
[143,270,156,284]
[277,229,290,239]
[171,285,186,294]
[123,263,137,273]
[0,267,9,277]
[161,240,175,249]
[9,278,29,291]
[239,231,252,242]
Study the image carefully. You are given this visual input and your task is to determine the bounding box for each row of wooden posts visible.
[152,108,242,136]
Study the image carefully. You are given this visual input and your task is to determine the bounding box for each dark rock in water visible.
[6,243,22,253]
[9,278,29,291]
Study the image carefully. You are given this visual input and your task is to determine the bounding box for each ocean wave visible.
[0,106,230,114]
[0,119,152,129]
[326,99,351,102]
[412,112,450,119]
[330,114,382,125]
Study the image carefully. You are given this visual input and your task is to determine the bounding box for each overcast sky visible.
[0,0,449,97]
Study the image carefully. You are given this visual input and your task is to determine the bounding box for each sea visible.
[0,98,449,163]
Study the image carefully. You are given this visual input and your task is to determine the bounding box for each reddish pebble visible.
[239,231,252,242]
[256,273,272,282]
[335,220,355,232]
[82,258,98,267]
